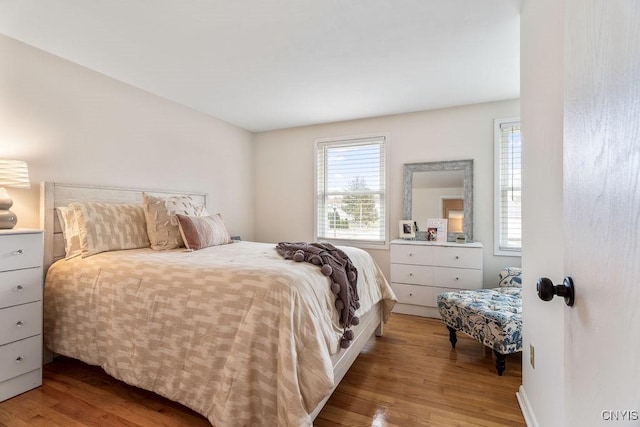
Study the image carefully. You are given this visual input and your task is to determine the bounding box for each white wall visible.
[519,0,565,425]
[0,34,254,239]
[254,100,521,284]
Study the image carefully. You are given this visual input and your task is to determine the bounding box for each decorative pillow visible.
[498,267,523,287]
[55,206,82,259]
[176,213,232,250]
[71,202,150,258]
[142,193,208,250]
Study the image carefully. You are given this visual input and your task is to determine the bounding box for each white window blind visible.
[316,136,387,246]
[494,118,521,254]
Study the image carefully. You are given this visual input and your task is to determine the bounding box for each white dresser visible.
[390,239,483,318]
[0,229,44,402]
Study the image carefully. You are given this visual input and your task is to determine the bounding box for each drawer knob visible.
[16,356,24,363]
[16,285,24,291]
[455,256,459,260]
[455,277,460,281]
[12,249,24,256]
[16,320,24,327]
[409,273,413,277]
[409,253,413,257]
[409,293,413,297]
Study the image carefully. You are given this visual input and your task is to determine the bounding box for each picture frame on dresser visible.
[399,220,415,239]
[426,218,448,242]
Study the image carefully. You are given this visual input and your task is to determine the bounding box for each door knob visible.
[536,277,575,306]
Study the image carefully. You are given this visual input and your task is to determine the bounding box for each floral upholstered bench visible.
[437,267,522,375]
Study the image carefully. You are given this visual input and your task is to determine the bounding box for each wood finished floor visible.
[0,314,523,426]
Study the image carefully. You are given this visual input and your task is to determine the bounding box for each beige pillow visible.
[71,202,150,258]
[55,206,82,259]
[176,214,231,250]
[142,193,208,250]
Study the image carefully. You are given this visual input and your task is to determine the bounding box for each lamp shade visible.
[0,159,30,229]
[0,159,30,189]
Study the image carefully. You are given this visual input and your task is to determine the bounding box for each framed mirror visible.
[402,160,474,242]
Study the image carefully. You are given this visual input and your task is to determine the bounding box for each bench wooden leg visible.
[446,326,457,349]
[493,350,506,376]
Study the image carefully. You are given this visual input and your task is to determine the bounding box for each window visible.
[315,134,388,247]
[494,118,521,255]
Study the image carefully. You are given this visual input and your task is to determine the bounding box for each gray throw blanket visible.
[275,242,360,348]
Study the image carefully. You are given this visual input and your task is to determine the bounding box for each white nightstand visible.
[0,228,44,402]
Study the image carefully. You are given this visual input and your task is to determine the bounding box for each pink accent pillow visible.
[176,214,231,250]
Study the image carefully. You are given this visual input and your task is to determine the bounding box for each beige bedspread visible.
[44,241,396,426]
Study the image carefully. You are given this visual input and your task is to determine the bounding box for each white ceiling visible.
[0,0,521,132]
[413,170,464,189]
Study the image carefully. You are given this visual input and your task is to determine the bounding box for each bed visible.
[40,182,397,426]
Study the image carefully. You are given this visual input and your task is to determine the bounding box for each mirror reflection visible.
[402,160,474,242]
[411,170,464,233]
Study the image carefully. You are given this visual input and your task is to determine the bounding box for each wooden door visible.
[442,198,463,233]
[563,1,640,425]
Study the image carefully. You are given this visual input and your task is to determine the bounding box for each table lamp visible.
[0,159,30,229]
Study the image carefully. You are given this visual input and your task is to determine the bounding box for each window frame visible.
[314,132,390,250]
[494,117,522,256]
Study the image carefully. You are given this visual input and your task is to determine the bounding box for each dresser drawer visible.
[0,335,41,383]
[0,301,42,346]
[0,268,42,309]
[391,283,432,306]
[0,233,43,272]
[390,244,435,265]
[434,246,482,269]
[390,264,433,286]
[433,267,483,290]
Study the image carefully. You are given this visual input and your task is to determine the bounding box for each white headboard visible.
[40,182,208,271]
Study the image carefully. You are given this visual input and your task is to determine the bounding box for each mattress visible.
[43,241,396,426]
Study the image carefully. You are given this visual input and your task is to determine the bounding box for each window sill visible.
[318,238,389,251]
[494,249,522,257]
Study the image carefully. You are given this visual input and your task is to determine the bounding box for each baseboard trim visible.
[516,384,539,427]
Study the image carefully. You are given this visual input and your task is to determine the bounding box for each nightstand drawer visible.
[0,233,43,272]
[0,301,42,346]
[392,283,432,305]
[0,369,42,403]
[0,268,42,309]
[433,267,482,290]
[390,264,433,286]
[0,335,41,383]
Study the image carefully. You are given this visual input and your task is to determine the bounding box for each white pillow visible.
[142,193,208,250]
[70,202,150,258]
[55,206,82,259]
